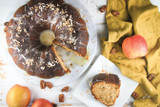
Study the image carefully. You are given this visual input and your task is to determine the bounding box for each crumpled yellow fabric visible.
[102,0,160,106]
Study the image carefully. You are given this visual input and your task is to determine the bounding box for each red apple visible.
[31,98,53,107]
[6,84,31,107]
[122,35,148,59]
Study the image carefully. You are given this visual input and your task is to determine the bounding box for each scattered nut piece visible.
[46,82,53,89]
[111,10,120,17]
[51,102,57,107]
[59,94,64,102]
[147,73,156,81]
[40,80,53,89]
[132,92,139,99]
[61,86,70,92]
[40,80,46,89]
[110,47,117,55]
[70,64,73,66]
[4,22,9,26]
[99,5,107,13]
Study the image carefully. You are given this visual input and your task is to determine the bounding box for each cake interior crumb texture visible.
[91,81,120,106]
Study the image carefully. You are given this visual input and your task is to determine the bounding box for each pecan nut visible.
[4,22,9,26]
[61,86,70,92]
[99,5,107,13]
[147,73,156,81]
[111,10,120,17]
[110,47,117,55]
[59,94,64,102]
[40,80,46,89]
[46,82,53,89]
[51,102,57,107]
[132,92,139,99]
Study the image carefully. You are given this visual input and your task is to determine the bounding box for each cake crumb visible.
[0,60,5,71]
[85,89,90,93]
[0,72,6,79]
[61,104,72,106]
[61,86,70,92]
[70,64,73,66]
[59,94,64,102]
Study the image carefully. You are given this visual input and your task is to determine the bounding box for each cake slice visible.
[91,73,121,106]
[51,46,69,73]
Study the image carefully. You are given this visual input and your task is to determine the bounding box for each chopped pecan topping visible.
[147,73,156,81]
[111,10,120,17]
[110,47,117,55]
[59,94,64,102]
[4,22,9,26]
[61,86,70,92]
[132,92,139,99]
[99,5,107,13]
[46,82,53,89]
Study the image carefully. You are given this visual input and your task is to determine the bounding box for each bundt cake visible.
[4,0,89,78]
[91,73,121,106]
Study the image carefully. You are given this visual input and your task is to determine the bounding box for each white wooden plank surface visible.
[0,0,159,106]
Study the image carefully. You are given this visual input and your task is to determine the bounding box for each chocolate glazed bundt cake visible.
[4,0,89,78]
[91,73,121,106]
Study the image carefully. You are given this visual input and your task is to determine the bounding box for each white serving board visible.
[72,55,138,107]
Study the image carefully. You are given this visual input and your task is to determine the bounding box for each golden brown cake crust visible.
[4,0,89,78]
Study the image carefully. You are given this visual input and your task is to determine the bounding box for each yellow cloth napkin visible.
[102,0,160,106]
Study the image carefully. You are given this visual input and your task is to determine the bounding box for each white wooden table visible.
[0,0,159,106]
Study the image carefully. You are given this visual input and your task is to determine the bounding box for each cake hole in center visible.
[40,30,55,46]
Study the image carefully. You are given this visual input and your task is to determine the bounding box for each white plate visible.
[0,0,98,86]
[72,55,138,107]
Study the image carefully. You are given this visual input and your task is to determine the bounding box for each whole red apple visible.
[122,35,148,59]
[6,84,31,107]
[31,98,53,107]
